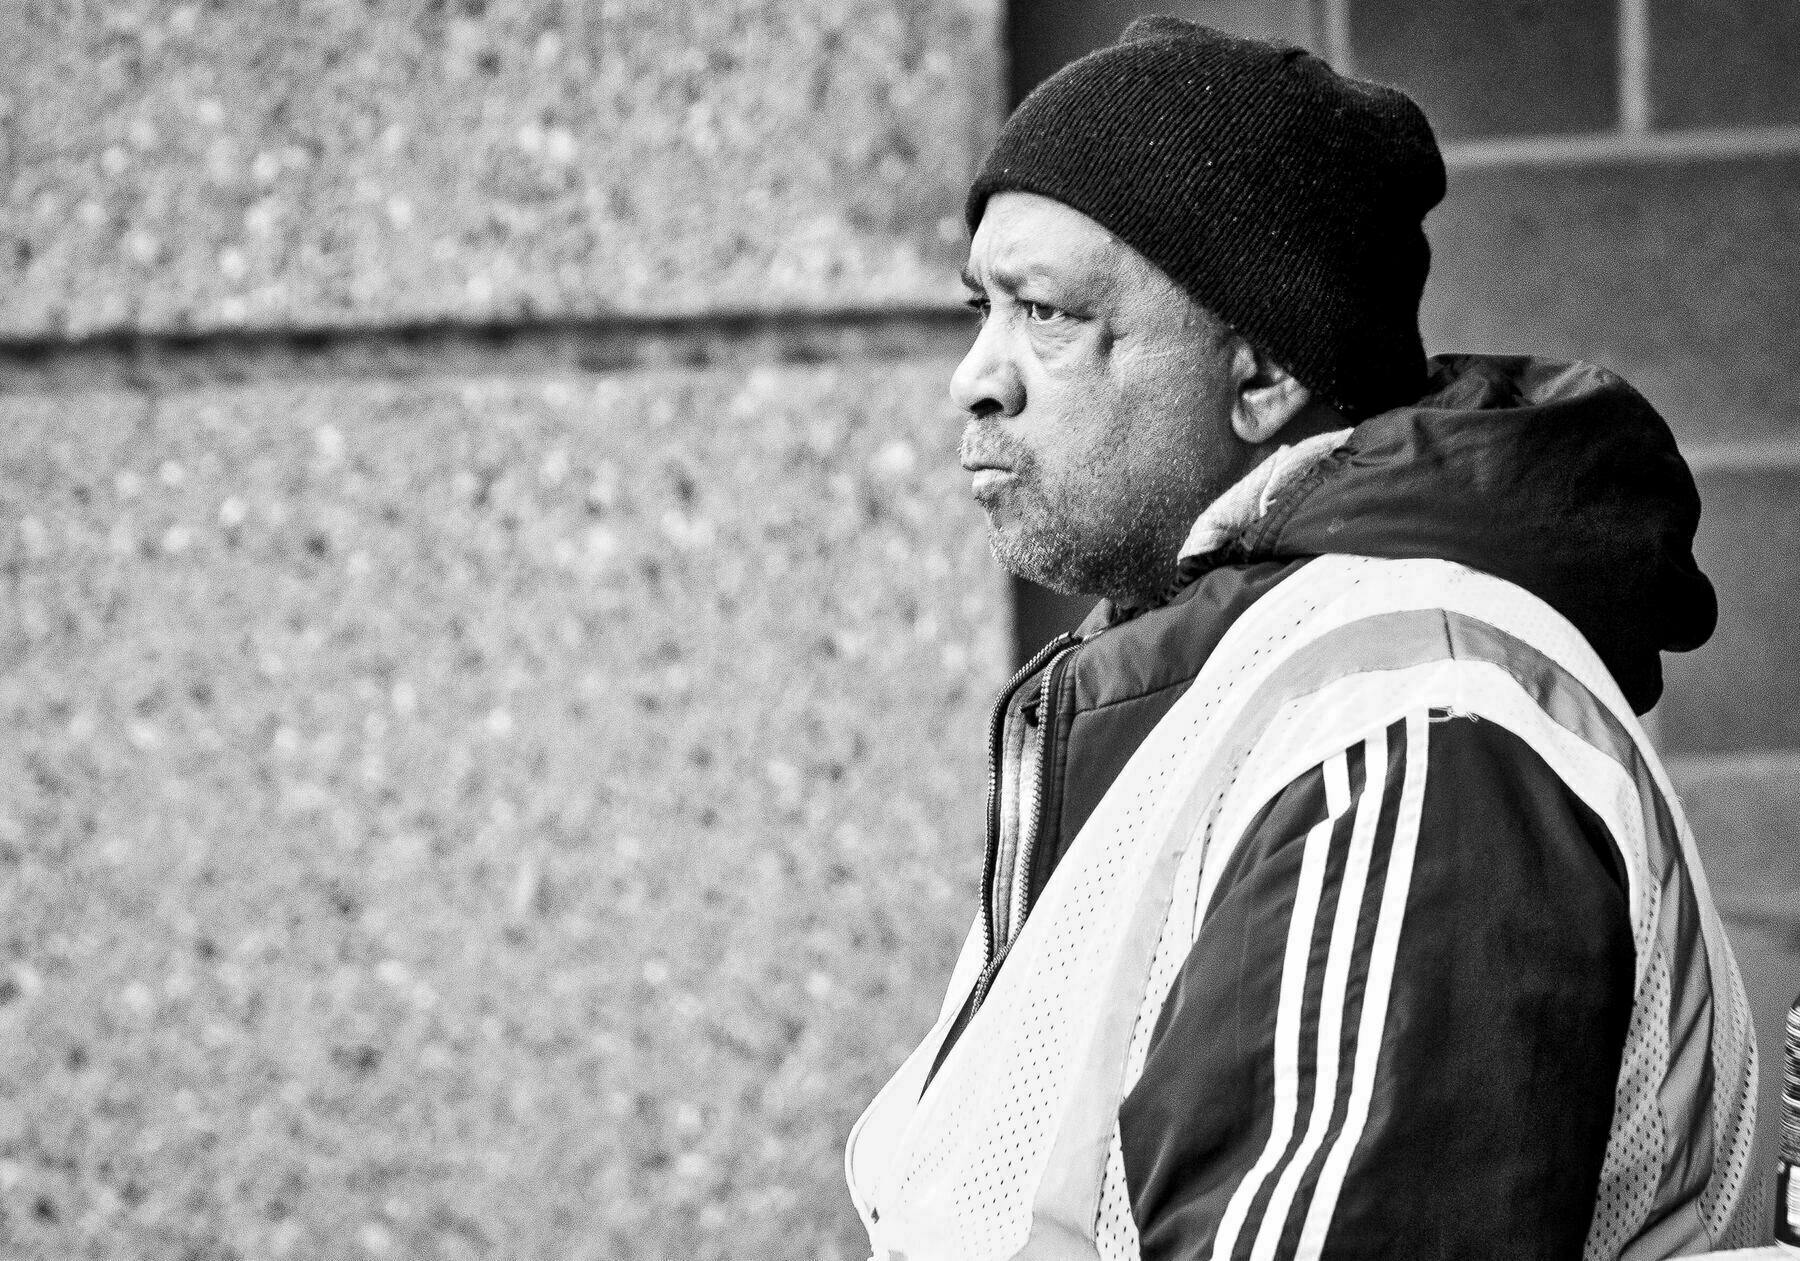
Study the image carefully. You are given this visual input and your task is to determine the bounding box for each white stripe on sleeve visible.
[1294,711,1430,1260]
[1209,740,1369,1261]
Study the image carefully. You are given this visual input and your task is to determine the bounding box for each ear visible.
[1228,341,1313,446]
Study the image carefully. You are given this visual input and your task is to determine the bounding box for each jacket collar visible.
[1177,428,1355,561]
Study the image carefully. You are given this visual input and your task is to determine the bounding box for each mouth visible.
[959,437,1018,502]
[967,466,1015,500]
[960,447,1015,473]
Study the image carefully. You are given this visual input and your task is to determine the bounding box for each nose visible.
[949,314,1023,420]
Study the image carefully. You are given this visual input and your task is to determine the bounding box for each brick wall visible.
[1011,0,1800,1236]
[0,4,1006,1258]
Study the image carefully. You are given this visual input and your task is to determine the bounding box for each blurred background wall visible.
[1,1,1795,1258]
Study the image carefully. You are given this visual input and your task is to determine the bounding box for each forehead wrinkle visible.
[980,230,1128,305]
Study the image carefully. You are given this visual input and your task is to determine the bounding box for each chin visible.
[985,522,1089,596]
[989,515,1182,605]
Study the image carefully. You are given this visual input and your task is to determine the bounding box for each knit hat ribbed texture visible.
[967,16,1446,419]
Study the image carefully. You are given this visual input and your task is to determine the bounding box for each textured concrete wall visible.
[0,364,1006,1258]
[2,2,1006,1258]
[1,0,994,337]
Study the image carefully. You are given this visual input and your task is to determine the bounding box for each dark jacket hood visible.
[1239,353,1716,714]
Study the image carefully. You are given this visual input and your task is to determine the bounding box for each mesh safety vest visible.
[846,556,1757,1261]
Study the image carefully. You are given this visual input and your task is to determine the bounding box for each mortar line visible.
[1682,437,1800,476]
[1662,747,1800,779]
[1443,123,1800,169]
[1320,0,1353,72]
[1618,0,1650,134]
[0,307,977,396]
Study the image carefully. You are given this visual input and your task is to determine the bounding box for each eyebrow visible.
[961,264,1033,296]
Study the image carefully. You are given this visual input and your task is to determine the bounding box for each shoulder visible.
[1215,710,1630,924]
[1118,712,1637,1261]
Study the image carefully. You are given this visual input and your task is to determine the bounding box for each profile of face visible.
[952,192,1264,606]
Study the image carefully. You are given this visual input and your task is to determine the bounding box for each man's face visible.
[953,192,1252,604]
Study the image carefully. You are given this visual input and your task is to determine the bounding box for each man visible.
[845,17,1760,1261]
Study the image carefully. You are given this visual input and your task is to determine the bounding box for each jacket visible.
[847,355,1758,1260]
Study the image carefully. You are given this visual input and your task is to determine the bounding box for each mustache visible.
[959,427,1025,471]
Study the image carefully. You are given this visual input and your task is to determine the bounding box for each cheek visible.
[1022,365,1139,489]
[1059,376,1222,516]
[1022,415,1141,536]
[1008,328,1160,500]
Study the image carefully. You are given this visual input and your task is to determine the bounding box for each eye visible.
[963,294,990,322]
[1023,300,1066,324]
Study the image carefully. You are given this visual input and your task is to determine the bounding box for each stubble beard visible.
[984,453,1225,606]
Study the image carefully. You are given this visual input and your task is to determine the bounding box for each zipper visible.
[972,629,1080,1018]
[1008,642,1078,942]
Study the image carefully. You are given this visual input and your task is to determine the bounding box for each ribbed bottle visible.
[1778,990,1800,1251]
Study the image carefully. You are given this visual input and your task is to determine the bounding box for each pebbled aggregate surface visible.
[0,358,1008,1260]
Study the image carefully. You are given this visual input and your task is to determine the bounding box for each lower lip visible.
[970,469,1014,497]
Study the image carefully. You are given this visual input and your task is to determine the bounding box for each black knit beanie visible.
[967,16,1446,419]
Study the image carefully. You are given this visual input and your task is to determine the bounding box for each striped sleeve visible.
[1117,711,1636,1261]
